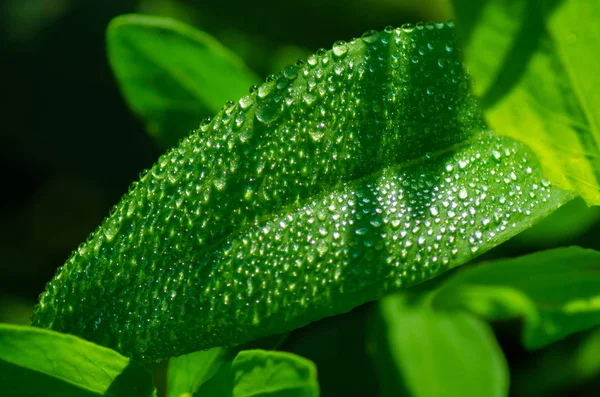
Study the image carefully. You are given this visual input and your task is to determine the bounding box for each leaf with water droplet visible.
[451,0,600,204]
[33,22,573,363]
[107,14,260,149]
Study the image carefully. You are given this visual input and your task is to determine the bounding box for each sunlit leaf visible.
[451,0,600,204]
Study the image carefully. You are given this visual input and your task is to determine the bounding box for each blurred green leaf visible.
[512,197,600,247]
[433,247,600,349]
[372,293,508,397]
[513,327,600,397]
[451,0,600,205]
[107,13,260,149]
[0,324,155,397]
[195,350,319,397]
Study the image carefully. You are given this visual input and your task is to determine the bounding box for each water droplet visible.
[309,122,326,141]
[355,227,368,236]
[103,218,120,241]
[401,23,415,33]
[282,66,298,80]
[257,82,274,99]
[256,102,281,124]
[332,41,348,58]
[239,95,254,110]
[213,176,226,191]
[361,30,380,44]
[458,189,468,199]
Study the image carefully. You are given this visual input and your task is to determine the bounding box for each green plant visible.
[3,1,600,396]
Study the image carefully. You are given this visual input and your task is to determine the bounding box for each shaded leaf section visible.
[196,350,319,397]
[432,247,600,349]
[371,293,508,397]
[452,0,600,204]
[0,324,155,397]
[107,14,260,149]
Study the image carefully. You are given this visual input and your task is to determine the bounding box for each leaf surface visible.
[451,0,600,204]
[432,246,600,349]
[0,324,155,397]
[34,23,572,362]
[107,14,260,148]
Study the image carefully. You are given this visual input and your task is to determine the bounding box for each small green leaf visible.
[451,0,600,204]
[34,22,573,363]
[372,294,508,397]
[107,14,260,148]
[432,246,600,349]
[196,350,319,397]
[0,323,155,397]
[167,333,288,397]
[167,347,228,397]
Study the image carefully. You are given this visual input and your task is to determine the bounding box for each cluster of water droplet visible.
[32,22,569,363]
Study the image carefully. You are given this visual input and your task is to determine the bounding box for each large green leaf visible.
[196,350,319,397]
[432,246,600,349]
[0,323,155,397]
[33,22,572,363]
[451,0,600,204]
[372,294,508,397]
[107,14,260,149]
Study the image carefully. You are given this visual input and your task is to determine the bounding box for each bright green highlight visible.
[0,323,155,397]
[452,0,600,204]
[107,14,260,149]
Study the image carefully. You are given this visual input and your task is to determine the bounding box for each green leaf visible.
[196,350,319,397]
[372,294,508,397]
[451,0,600,204]
[167,333,288,397]
[0,323,155,397]
[33,22,573,363]
[432,246,600,349]
[107,14,260,149]
[167,347,228,397]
